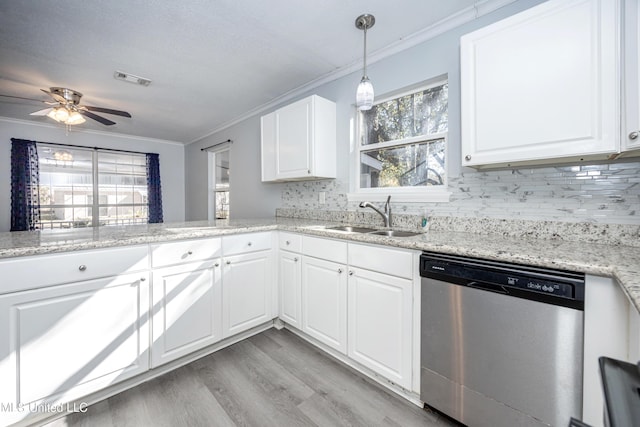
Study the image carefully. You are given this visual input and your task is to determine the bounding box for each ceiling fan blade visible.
[83,105,131,118]
[80,110,116,126]
[40,88,66,104]
[0,94,54,104]
[30,108,53,116]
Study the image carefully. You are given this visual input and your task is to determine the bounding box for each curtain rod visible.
[201,139,232,151]
[37,141,148,156]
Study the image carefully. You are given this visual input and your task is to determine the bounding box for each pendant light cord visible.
[362,22,368,78]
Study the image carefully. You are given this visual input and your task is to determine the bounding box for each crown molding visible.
[189,0,518,144]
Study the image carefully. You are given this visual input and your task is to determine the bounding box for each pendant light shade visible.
[356,77,374,111]
[355,14,375,111]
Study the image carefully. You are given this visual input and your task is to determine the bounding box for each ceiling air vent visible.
[114,71,152,86]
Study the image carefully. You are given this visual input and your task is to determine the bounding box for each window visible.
[38,145,149,228]
[214,150,230,219]
[207,148,230,220]
[351,79,450,202]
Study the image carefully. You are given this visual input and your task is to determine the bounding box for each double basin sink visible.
[324,225,421,238]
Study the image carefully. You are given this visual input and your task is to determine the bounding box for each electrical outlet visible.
[319,191,326,204]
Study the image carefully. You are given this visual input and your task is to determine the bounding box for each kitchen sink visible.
[325,225,377,233]
[368,230,422,237]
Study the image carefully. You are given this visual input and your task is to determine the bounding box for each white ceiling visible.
[0,0,503,144]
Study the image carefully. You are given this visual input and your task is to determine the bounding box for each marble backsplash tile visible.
[281,160,640,225]
[278,159,640,246]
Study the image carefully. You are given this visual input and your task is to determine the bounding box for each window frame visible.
[348,78,451,203]
[37,144,149,229]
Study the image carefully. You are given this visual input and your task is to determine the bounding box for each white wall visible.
[0,118,185,231]
[185,0,547,221]
[184,116,284,220]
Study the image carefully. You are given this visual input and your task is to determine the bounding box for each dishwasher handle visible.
[467,281,508,295]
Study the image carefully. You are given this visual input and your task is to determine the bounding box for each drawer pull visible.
[349,270,354,276]
[78,265,87,272]
[630,131,639,140]
[286,240,291,245]
[140,277,146,282]
[215,262,220,267]
[338,268,343,274]
[187,250,193,255]
[226,260,231,265]
[294,257,299,262]
[247,242,252,246]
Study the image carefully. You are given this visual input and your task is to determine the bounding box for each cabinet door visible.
[261,111,278,181]
[0,273,149,426]
[624,0,640,151]
[301,257,347,354]
[151,260,222,368]
[348,269,413,389]
[276,97,311,179]
[461,0,618,167]
[222,251,273,337]
[279,251,302,328]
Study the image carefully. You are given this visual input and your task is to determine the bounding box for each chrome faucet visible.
[359,195,392,228]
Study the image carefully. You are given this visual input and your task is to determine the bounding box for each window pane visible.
[37,145,95,229]
[97,152,148,225]
[359,139,445,189]
[362,83,448,145]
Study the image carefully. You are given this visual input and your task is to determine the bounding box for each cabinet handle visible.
[78,265,87,272]
[338,268,343,274]
[294,257,298,262]
[308,169,311,174]
[349,270,354,276]
[140,277,146,281]
[226,260,231,265]
[187,250,193,255]
[215,262,220,267]
[465,155,471,161]
[247,242,252,246]
[630,131,639,140]
[286,240,290,245]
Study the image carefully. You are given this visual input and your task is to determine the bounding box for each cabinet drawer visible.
[302,236,347,264]
[223,232,272,256]
[151,238,221,268]
[0,245,149,294]
[279,232,302,252]
[348,243,415,279]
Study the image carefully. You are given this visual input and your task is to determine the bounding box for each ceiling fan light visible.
[66,111,86,125]
[356,77,374,111]
[48,107,70,123]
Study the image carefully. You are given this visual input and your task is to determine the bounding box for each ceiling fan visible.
[0,87,131,126]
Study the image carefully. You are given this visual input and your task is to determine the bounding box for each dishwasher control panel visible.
[420,252,585,310]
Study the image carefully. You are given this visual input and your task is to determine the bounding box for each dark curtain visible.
[146,153,163,223]
[10,138,41,231]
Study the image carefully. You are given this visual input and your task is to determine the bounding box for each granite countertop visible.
[1,218,638,312]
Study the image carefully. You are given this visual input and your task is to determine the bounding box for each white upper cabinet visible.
[261,95,336,182]
[461,0,619,168]
[623,0,640,152]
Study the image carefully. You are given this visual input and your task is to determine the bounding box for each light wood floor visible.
[44,328,459,427]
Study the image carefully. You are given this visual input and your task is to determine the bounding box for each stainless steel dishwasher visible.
[420,252,585,427]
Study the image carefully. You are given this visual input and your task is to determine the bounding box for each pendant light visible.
[355,14,375,111]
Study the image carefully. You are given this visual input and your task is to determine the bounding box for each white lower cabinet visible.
[151,260,222,368]
[301,256,348,354]
[0,273,149,426]
[279,250,302,328]
[347,268,413,389]
[222,250,274,338]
